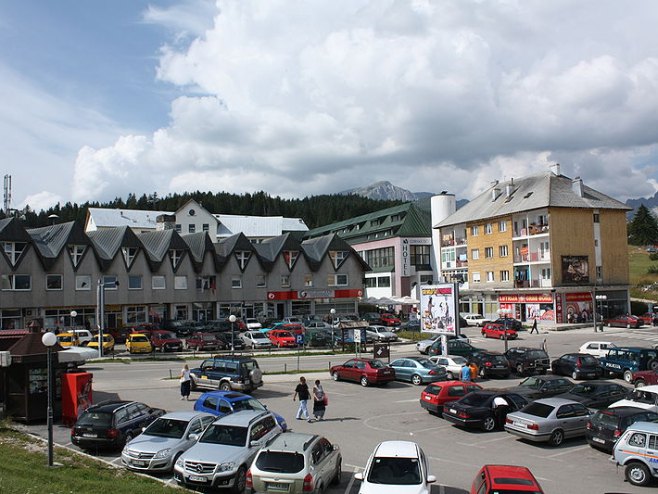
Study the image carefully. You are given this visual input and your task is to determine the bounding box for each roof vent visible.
[492,187,502,201]
[572,176,584,197]
[506,178,514,197]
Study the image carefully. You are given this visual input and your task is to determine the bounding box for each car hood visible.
[359,483,431,494]
[555,392,589,404]
[125,434,185,453]
[182,442,249,464]
[609,399,656,410]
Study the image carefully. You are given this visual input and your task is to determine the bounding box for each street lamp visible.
[41,331,57,467]
[229,314,237,354]
[330,309,336,351]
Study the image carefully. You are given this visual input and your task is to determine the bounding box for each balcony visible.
[514,224,549,237]
[514,251,550,263]
[514,279,552,289]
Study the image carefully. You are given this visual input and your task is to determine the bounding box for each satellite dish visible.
[48,214,59,218]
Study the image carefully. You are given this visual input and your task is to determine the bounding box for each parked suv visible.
[190,356,263,392]
[149,330,183,352]
[612,421,658,486]
[471,351,511,379]
[598,347,658,382]
[504,347,550,376]
[247,432,342,493]
[173,410,282,492]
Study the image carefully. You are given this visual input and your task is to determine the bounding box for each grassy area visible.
[629,245,658,302]
[0,423,178,494]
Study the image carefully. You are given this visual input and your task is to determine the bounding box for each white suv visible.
[174,410,281,492]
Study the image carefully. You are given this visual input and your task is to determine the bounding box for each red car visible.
[481,323,518,340]
[267,329,297,348]
[379,313,401,327]
[632,369,658,387]
[420,380,482,416]
[185,331,226,351]
[330,358,395,387]
[639,312,658,326]
[470,464,544,494]
[603,314,643,328]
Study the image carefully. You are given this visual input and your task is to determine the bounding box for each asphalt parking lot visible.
[18,325,658,493]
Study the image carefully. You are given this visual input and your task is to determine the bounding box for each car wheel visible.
[499,334,505,340]
[219,381,232,391]
[649,359,658,371]
[623,370,634,383]
[331,459,341,486]
[627,323,632,329]
[516,364,524,375]
[482,416,496,432]
[360,376,369,387]
[571,371,578,380]
[548,429,564,447]
[626,461,652,486]
[332,372,340,382]
[479,368,486,378]
[636,379,647,388]
[411,374,423,386]
[231,466,247,493]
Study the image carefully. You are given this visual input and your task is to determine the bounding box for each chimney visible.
[572,176,584,197]
[506,178,514,197]
[492,187,501,201]
[551,163,561,176]
[156,214,176,231]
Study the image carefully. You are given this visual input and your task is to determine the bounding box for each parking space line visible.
[546,444,591,458]
[455,435,510,447]
[396,398,422,403]
[343,465,360,494]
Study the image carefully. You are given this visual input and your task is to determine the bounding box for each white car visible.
[240,330,272,349]
[416,334,470,355]
[429,355,468,380]
[461,313,491,327]
[578,341,618,358]
[610,385,658,413]
[366,325,398,342]
[245,318,262,330]
[355,440,436,494]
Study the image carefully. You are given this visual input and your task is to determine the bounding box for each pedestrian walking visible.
[179,363,191,401]
[469,361,479,381]
[461,363,471,382]
[293,376,311,421]
[541,338,548,354]
[312,379,327,421]
[530,318,539,334]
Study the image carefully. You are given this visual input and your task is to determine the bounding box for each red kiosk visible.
[61,372,93,425]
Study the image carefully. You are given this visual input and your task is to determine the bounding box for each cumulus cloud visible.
[71,0,658,204]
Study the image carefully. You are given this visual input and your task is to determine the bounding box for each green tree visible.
[628,204,658,246]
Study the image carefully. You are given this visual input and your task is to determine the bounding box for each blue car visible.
[193,390,288,431]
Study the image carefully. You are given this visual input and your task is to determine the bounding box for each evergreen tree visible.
[628,204,658,246]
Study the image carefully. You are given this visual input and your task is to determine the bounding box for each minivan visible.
[612,421,658,486]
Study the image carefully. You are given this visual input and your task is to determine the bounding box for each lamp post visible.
[41,331,57,467]
[96,279,105,358]
[330,308,336,351]
[229,314,237,354]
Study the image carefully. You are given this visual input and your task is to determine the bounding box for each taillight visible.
[527,423,539,431]
[586,422,592,430]
[505,418,513,424]
[428,369,437,375]
[614,429,622,438]
[303,473,314,492]
[576,358,582,368]
[106,428,119,439]
[246,469,253,489]
[485,362,492,367]
[458,411,470,419]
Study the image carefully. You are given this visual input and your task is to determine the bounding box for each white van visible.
[579,341,618,358]
[612,421,658,486]
[72,329,93,345]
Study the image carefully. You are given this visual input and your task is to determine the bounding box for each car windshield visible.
[76,410,113,427]
[629,390,658,404]
[571,383,597,395]
[369,360,386,369]
[242,360,260,372]
[144,418,188,439]
[520,402,555,418]
[591,411,620,428]
[491,355,508,364]
[416,358,434,368]
[202,334,216,341]
[255,451,305,473]
[232,398,266,413]
[526,350,548,359]
[277,331,293,337]
[199,424,247,446]
[253,333,269,340]
[451,356,467,365]
[161,332,176,339]
[367,457,421,485]
[579,355,599,366]
[519,377,542,389]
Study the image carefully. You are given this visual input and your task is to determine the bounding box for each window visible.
[499,245,509,257]
[175,224,181,232]
[235,251,251,270]
[103,275,118,289]
[472,272,481,283]
[2,241,27,266]
[541,268,551,280]
[485,223,493,234]
[46,274,63,290]
[202,223,209,232]
[232,276,242,289]
[486,271,495,282]
[328,274,348,286]
[364,247,394,268]
[377,276,391,288]
[282,251,299,269]
[169,249,183,270]
[281,275,290,288]
[329,250,349,269]
[196,276,216,293]
[126,306,147,325]
[75,275,91,291]
[128,275,142,290]
[498,220,507,232]
[152,276,166,290]
[470,226,478,236]
[256,275,266,288]
[68,244,86,267]
[188,224,196,234]
[121,247,138,268]
[596,266,602,280]
[364,278,377,288]
[485,247,494,258]
[420,274,433,284]
[500,270,510,282]
[471,249,479,260]
[410,245,431,266]
[1,274,31,290]
[304,274,313,287]
[174,276,188,290]
[593,213,600,223]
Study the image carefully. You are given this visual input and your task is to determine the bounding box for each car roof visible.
[211,409,270,426]
[88,400,133,413]
[622,421,658,434]
[507,346,543,351]
[531,397,584,406]
[533,375,570,381]
[632,385,658,393]
[159,411,215,421]
[264,432,319,452]
[199,391,251,402]
[483,465,539,488]
[580,341,614,345]
[373,440,420,458]
[598,406,653,417]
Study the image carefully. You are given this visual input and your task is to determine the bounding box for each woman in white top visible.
[180,364,191,400]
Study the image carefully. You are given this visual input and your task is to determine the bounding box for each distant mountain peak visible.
[339,181,433,202]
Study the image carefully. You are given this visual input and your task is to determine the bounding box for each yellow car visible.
[56,332,80,348]
[87,333,115,353]
[126,333,153,354]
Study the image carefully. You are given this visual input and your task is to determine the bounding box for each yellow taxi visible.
[126,333,153,354]
[56,332,80,348]
[87,333,115,353]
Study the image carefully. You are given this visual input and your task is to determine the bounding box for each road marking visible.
[456,435,510,447]
[546,444,591,458]
[343,465,360,494]
[396,398,422,403]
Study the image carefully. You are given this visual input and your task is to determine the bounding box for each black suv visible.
[471,351,511,379]
[492,318,524,331]
[190,355,263,392]
[504,347,550,376]
[428,338,484,358]
[71,400,165,451]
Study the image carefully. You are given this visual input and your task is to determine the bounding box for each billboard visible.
[561,255,589,284]
[419,284,457,335]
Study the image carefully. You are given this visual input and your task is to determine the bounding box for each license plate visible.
[189,475,208,482]
[592,437,605,444]
[424,396,432,401]
[82,433,97,438]
[267,482,289,491]
[449,408,457,414]
[132,460,147,467]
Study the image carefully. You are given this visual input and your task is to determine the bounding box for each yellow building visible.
[434,165,631,325]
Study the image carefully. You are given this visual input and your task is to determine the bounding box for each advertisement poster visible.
[420,284,457,335]
[561,255,589,284]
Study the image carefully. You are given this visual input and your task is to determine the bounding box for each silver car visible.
[504,397,591,446]
[121,411,215,472]
[429,355,468,380]
[366,325,398,342]
[389,357,448,385]
[240,330,273,349]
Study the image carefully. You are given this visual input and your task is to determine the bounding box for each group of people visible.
[293,376,327,422]
[460,361,479,381]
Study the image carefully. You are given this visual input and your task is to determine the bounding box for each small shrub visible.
[648,265,658,274]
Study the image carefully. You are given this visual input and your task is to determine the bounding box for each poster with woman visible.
[419,284,457,335]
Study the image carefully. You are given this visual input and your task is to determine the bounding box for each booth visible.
[61,371,93,425]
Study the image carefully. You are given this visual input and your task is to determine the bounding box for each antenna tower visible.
[3,174,11,215]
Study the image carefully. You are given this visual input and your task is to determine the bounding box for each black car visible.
[492,318,524,331]
[428,338,484,358]
[71,400,166,451]
[586,406,658,452]
[442,390,528,432]
[504,347,550,376]
[551,353,605,380]
[213,331,246,351]
[471,351,511,379]
[505,375,574,400]
[555,380,630,409]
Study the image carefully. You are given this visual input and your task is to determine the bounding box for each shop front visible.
[498,292,556,323]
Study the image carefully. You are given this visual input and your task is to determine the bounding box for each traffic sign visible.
[373,343,389,359]
[353,329,361,343]
[296,334,304,345]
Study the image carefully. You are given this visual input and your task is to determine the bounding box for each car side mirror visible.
[354,472,364,481]
[188,433,199,441]
[426,475,437,484]
[250,440,263,448]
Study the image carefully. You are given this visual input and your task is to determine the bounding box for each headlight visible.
[175,457,185,468]
[218,462,236,472]
[154,448,172,459]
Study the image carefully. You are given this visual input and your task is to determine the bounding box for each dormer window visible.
[2,241,27,267]
[329,250,348,269]
[282,250,299,270]
[122,247,138,269]
[235,250,251,270]
[68,245,86,268]
[169,249,184,270]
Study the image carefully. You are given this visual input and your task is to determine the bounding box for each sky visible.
[3,0,658,213]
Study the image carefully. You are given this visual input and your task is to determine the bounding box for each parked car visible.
[239,330,272,349]
[504,347,550,376]
[609,385,658,413]
[505,375,575,400]
[442,390,528,432]
[185,331,225,351]
[632,368,658,387]
[429,355,469,380]
[304,321,332,330]
[492,318,523,331]
[639,312,658,326]
[354,441,436,494]
[189,355,263,392]
[578,341,618,358]
[87,333,115,353]
[165,320,200,337]
[389,356,448,385]
[504,397,591,446]
[599,347,658,382]
[612,421,658,486]
[420,380,482,416]
[470,465,544,494]
[244,318,262,330]
[173,410,282,492]
[603,314,643,328]
[379,313,401,327]
[361,312,382,324]
[71,400,166,451]
[550,353,604,380]
[461,313,491,327]
[555,380,630,409]
[125,333,153,354]
[366,325,398,342]
[56,332,79,348]
[480,323,518,340]
[470,351,511,379]
[72,329,94,345]
[247,432,341,493]
[402,318,421,331]
[305,328,333,347]
[416,334,441,354]
[149,330,183,352]
[121,411,215,472]
[586,406,658,453]
[214,331,246,351]
[427,339,484,358]
[330,358,395,387]
[193,390,287,431]
[268,329,297,348]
